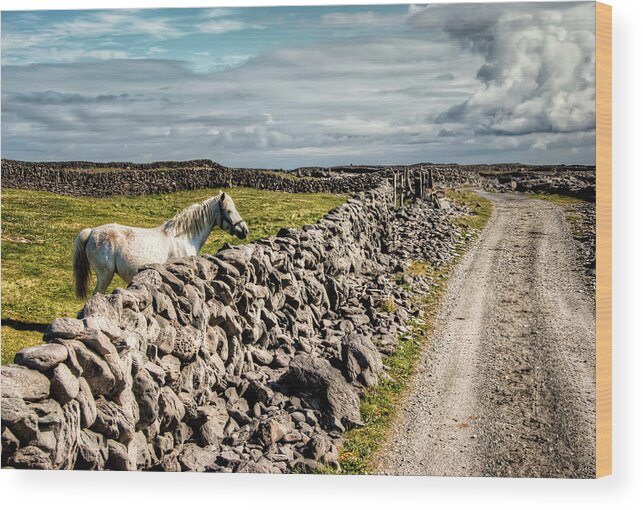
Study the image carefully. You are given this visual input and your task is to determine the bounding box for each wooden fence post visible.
[402,167,407,205]
[403,167,407,200]
[393,171,397,209]
[422,168,425,198]
[419,167,424,199]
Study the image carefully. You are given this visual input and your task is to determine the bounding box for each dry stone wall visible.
[481,169,596,200]
[1,160,384,197]
[1,159,483,197]
[1,183,462,472]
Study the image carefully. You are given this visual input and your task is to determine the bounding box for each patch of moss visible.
[380,296,397,314]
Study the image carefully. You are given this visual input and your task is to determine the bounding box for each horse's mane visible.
[162,195,221,237]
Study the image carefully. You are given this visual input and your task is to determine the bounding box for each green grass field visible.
[1,187,347,364]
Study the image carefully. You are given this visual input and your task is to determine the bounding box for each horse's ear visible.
[220,192,226,204]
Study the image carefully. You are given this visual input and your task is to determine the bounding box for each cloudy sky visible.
[1,2,596,167]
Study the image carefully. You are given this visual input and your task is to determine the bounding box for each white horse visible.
[72,192,249,299]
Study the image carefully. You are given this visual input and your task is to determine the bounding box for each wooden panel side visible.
[595,1,612,479]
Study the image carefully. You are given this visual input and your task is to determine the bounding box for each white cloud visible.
[321,11,406,27]
[2,11,182,52]
[147,46,169,55]
[414,2,596,137]
[197,20,260,34]
[57,11,183,40]
[1,9,254,65]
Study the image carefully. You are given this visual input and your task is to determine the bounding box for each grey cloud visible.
[437,128,457,138]
[2,59,194,91]
[7,91,132,105]
[411,2,596,137]
[434,72,455,81]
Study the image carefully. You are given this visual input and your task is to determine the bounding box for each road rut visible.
[377,191,596,478]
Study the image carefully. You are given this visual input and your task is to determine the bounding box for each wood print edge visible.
[595,0,612,478]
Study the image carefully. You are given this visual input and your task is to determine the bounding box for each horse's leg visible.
[86,230,117,296]
[93,266,114,295]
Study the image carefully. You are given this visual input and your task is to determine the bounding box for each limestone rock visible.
[105,439,133,470]
[1,365,50,401]
[198,413,226,448]
[14,344,68,371]
[92,397,135,442]
[251,348,274,366]
[236,458,274,473]
[172,326,203,361]
[52,400,81,469]
[178,444,218,472]
[80,293,121,323]
[1,397,39,443]
[281,355,362,431]
[1,427,20,464]
[50,363,80,403]
[305,434,332,461]
[65,340,116,396]
[76,329,125,390]
[76,377,97,428]
[132,430,153,470]
[9,445,53,470]
[258,418,289,446]
[342,333,384,388]
[158,386,185,430]
[76,430,108,470]
[44,317,85,341]
[159,354,181,384]
[132,368,160,428]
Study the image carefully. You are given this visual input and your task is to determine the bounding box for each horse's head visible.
[218,192,249,240]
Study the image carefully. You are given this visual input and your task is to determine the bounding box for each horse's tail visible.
[73,228,92,300]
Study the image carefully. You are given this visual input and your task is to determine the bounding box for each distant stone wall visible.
[3,183,461,472]
[2,159,225,171]
[1,160,384,196]
[1,159,483,197]
[481,170,596,200]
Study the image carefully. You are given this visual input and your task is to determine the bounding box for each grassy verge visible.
[323,190,493,475]
[446,189,493,233]
[1,187,347,364]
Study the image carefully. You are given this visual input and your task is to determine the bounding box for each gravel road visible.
[376,191,596,478]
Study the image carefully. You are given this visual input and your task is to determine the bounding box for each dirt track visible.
[377,191,596,478]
